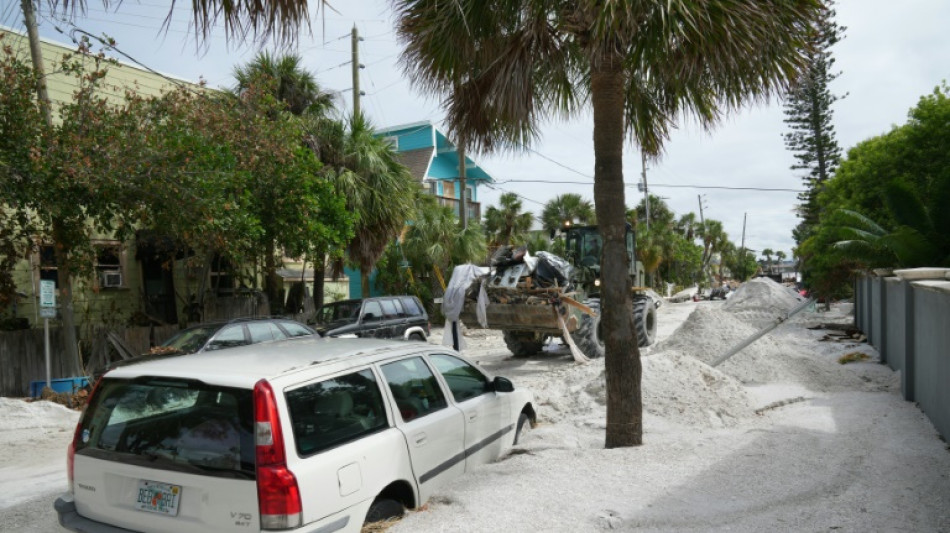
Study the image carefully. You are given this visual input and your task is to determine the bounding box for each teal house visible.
[345,121,496,298]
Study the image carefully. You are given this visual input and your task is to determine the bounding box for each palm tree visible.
[402,197,487,297]
[761,248,775,272]
[234,52,335,117]
[540,194,595,236]
[832,178,950,269]
[332,114,417,298]
[484,192,535,247]
[776,250,787,273]
[394,0,820,447]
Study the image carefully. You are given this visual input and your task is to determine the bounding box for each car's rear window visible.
[76,378,254,478]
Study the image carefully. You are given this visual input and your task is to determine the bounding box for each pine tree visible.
[784,4,846,245]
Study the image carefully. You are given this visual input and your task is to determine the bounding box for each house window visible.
[95,243,125,288]
[38,245,58,285]
[442,180,455,198]
[383,136,399,150]
[210,254,235,295]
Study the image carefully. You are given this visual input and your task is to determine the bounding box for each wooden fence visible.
[0,293,295,397]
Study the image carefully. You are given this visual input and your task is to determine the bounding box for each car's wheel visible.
[514,412,532,444]
[503,330,544,357]
[365,497,405,524]
[633,295,657,347]
[570,299,604,358]
[408,332,426,342]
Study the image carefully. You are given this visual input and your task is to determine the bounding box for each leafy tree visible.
[395,0,820,448]
[483,192,535,247]
[540,194,594,236]
[803,82,950,296]
[231,53,346,312]
[784,3,846,245]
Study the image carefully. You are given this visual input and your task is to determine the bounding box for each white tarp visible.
[441,264,489,351]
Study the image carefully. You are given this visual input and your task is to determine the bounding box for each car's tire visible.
[503,330,544,357]
[408,332,426,342]
[633,295,657,347]
[514,412,532,445]
[365,497,405,524]
[570,299,605,359]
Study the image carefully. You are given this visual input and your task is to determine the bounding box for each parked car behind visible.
[313,296,430,341]
[159,317,318,355]
[91,318,319,382]
[56,337,535,533]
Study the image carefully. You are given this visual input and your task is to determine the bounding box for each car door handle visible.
[414,433,428,446]
[467,413,477,422]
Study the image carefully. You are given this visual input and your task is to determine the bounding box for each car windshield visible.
[159,325,221,354]
[316,301,362,324]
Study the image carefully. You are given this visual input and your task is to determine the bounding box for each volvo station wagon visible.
[55,337,535,532]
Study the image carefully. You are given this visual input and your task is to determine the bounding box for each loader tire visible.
[633,295,657,347]
[503,331,544,357]
[570,299,605,359]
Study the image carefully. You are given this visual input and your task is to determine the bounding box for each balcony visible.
[435,196,481,222]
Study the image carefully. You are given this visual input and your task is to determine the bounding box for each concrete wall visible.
[911,282,950,440]
[859,275,950,441]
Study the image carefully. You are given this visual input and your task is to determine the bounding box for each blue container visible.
[30,377,90,398]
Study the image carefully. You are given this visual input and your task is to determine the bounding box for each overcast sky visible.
[6,0,949,258]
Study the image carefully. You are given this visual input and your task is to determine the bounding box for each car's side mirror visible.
[362,312,377,322]
[492,376,514,393]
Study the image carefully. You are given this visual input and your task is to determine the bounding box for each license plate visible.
[135,480,182,516]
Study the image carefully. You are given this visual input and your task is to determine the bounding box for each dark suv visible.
[313,296,430,341]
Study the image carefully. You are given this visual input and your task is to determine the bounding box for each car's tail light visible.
[68,375,103,493]
[253,380,302,530]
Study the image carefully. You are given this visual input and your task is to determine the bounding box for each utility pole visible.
[351,25,361,117]
[20,0,52,126]
[739,212,748,280]
[697,194,706,225]
[641,151,649,232]
[458,136,468,229]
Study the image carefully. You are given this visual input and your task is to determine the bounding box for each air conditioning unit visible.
[100,271,123,288]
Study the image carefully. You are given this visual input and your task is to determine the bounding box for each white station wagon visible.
[55,337,536,532]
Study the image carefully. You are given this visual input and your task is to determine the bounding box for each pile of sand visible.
[655,304,887,392]
[723,277,807,328]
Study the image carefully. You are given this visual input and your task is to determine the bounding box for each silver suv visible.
[56,337,535,532]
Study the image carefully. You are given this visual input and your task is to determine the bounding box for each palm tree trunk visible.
[361,269,370,298]
[591,53,642,448]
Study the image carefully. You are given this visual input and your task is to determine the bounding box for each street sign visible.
[39,307,56,319]
[40,280,56,308]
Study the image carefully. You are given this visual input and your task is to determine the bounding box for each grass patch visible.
[838,351,870,365]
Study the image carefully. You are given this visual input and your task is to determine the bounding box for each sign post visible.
[39,280,56,391]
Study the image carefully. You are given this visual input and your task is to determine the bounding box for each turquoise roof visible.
[376,122,493,183]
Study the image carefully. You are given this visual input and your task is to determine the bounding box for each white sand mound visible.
[654,306,881,391]
[723,277,806,328]
[523,347,756,430]
[1,397,78,431]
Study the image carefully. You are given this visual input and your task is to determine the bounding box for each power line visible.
[492,179,804,193]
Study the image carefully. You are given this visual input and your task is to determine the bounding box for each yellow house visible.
[3,26,348,330]
[2,25,209,329]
